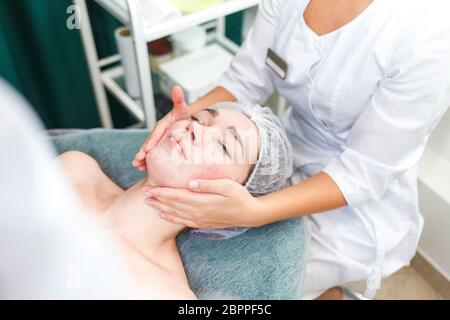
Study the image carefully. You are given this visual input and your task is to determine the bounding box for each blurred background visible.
[0,0,244,129]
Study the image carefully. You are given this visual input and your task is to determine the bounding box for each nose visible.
[187,120,202,146]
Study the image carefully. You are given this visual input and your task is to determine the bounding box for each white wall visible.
[418,109,450,280]
[427,110,450,161]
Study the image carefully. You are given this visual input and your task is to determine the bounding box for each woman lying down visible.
[58,102,293,299]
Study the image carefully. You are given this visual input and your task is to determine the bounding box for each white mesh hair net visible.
[189,102,293,240]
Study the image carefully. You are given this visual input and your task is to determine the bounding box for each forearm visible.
[255,172,347,226]
[189,86,237,114]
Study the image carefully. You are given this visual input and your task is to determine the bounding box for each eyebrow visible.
[204,108,218,117]
[227,126,244,157]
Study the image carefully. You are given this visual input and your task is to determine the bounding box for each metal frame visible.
[76,0,113,128]
[340,286,372,300]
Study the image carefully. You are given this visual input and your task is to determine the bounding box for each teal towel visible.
[49,129,306,299]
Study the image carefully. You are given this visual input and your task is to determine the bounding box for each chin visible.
[145,150,187,187]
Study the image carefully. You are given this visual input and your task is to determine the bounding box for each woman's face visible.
[146,108,260,188]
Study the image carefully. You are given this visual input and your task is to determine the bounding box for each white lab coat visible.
[0,80,127,299]
[219,0,450,298]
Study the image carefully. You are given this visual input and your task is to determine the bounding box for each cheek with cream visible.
[146,148,245,188]
[145,142,233,187]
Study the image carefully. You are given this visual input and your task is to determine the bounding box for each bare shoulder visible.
[59,150,99,167]
[58,151,103,184]
[58,151,123,211]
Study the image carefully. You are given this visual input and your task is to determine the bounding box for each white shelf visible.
[79,0,255,128]
[98,37,238,124]
[100,65,145,122]
[95,0,259,41]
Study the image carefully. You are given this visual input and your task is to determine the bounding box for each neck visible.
[104,177,185,262]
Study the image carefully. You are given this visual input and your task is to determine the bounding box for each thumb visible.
[188,179,238,195]
[171,85,189,120]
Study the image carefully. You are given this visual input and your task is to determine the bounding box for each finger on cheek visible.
[145,138,158,152]
[135,150,146,160]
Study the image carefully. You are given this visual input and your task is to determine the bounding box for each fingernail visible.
[189,180,199,189]
[142,189,151,195]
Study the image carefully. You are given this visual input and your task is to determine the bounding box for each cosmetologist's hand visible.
[141,179,265,229]
[132,85,190,171]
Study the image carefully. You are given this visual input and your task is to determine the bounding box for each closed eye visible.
[192,115,229,158]
[218,140,231,159]
[191,116,202,125]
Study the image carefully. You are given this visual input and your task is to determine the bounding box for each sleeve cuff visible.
[322,160,367,208]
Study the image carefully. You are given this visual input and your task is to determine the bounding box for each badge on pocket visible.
[265,48,288,80]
